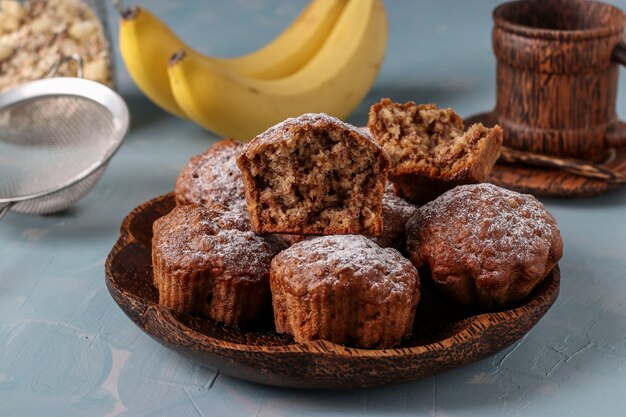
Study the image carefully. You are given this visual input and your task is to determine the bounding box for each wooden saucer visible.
[105,194,560,389]
[467,112,626,197]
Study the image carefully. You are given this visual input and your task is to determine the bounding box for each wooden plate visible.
[467,111,626,198]
[105,193,561,389]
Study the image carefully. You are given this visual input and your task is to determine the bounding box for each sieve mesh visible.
[0,94,120,214]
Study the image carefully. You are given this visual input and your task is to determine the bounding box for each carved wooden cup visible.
[493,0,626,162]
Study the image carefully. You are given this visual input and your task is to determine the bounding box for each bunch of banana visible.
[119,0,387,140]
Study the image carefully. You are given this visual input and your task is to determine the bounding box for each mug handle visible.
[608,40,626,148]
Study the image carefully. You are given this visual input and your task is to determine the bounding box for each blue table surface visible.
[2,1,626,416]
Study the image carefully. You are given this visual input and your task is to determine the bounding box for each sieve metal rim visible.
[0,76,129,205]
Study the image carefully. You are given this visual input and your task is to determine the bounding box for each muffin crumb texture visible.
[238,113,390,236]
[278,183,417,250]
[368,98,502,204]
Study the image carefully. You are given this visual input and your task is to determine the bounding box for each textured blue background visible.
[1,1,626,416]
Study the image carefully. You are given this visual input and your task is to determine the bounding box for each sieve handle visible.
[47,54,84,79]
[0,203,12,221]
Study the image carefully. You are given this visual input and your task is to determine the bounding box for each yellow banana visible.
[167,0,387,140]
[218,0,348,79]
[119,6,188,118]
[118,0,348,118]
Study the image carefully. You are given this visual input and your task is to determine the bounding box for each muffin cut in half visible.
[278,182,418,250]
[368,98,503,205]
[152,204,282,327]
[237,113,391,236]
[406,183,563,308]
[270,235,420,348]
[175,139,302,247]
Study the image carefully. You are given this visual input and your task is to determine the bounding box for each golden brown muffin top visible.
[153,204,279,280]
[272,235,419,303]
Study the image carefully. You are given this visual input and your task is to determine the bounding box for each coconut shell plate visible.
[467,112,626,198]
[105,193,560,389]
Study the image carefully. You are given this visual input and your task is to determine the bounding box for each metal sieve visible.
[0,55,129,220]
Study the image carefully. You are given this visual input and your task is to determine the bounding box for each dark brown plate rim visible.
[105,193,560,388]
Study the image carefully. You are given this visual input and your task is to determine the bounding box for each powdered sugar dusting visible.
[211,202,251,230]
[251,113,377,147]
[371,184,417,248]
[276,235,418,298]
[204,229,277,280]
[381,183,417,222]
[175,139,247,209]
[408,183,562,268]
[153,205,277,278]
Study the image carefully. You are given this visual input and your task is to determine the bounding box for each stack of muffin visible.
[152,99,563,349]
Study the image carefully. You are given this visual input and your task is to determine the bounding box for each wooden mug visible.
[493,0,626,162]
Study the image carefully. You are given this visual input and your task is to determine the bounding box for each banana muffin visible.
[271,183,417,250]
[270,235,420,348]
[175,138,246,210]
[368,99,503,205]
[152,204,282,326]
[237,113,391,236]
[406,183,563,308]
[174,139,302,246]
[372,183,418,250]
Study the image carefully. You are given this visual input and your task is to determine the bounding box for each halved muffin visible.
[277,183,417,250]
[237,113,390,236]
[368,98,503,204]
